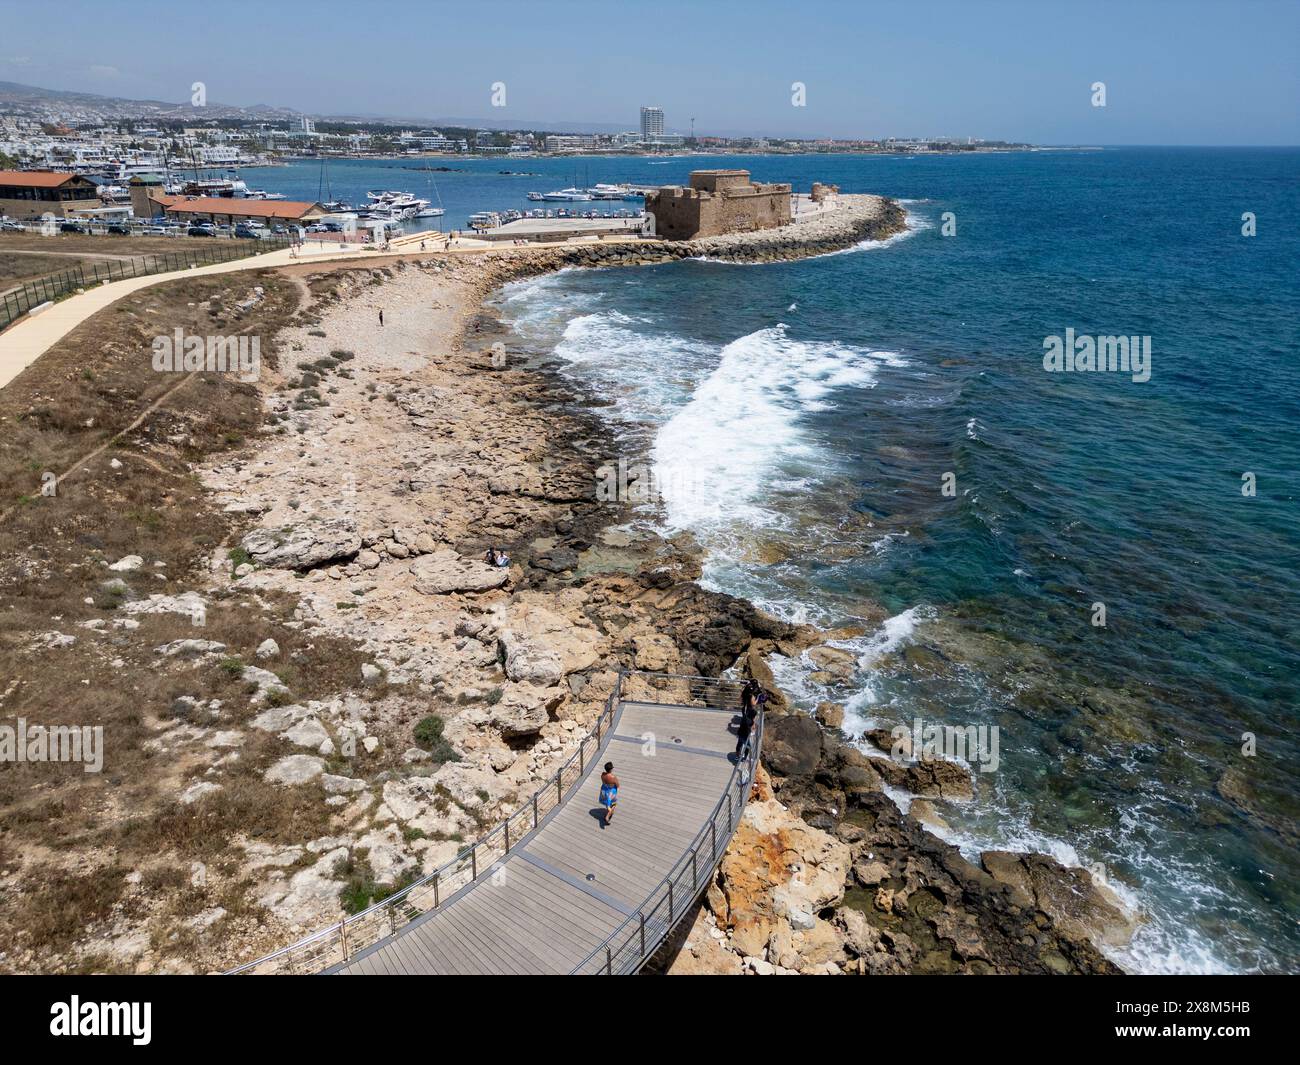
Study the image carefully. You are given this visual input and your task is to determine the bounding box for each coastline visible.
[0,197,1129,974]
[211,201,1129,974]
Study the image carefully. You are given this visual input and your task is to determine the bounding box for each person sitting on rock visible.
[485,546,510,568]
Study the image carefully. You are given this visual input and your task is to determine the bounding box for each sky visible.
[2,0,1297,144]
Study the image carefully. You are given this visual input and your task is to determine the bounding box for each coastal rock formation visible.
[408,550,509,595]
[980,851,1139,948]
[241,517,361,570]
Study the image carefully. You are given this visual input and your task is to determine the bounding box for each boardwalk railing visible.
[226,670,760,975]
[0,237,291,332]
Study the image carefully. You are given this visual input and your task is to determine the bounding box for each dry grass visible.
[0,252,100,287]
[0,232,233,256]
[0,266,392,972]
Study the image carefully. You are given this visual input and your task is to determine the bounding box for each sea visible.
[259,148,1300,973]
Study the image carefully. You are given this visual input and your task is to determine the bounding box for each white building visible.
[640,106,664,139]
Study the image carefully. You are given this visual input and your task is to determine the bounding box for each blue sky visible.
[3,0,1297,143]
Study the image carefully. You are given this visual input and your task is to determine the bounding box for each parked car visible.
[105,223,130,235]
[59,220,86,233]
[187,225,215,237]
[233,224,263,240]
[0,218,24,232]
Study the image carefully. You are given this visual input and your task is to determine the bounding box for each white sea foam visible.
[546,310,715,424]
[651,324,903,533]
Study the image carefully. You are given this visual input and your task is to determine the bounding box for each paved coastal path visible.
[0,231,652,391]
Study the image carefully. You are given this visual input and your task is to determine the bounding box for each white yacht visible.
[530,187,593,202]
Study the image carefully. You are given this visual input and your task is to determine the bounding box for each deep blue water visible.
[486,148,1299,974]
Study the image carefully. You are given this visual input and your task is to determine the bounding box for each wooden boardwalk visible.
[332,699,747,975]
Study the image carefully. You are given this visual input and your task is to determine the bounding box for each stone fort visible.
[644,170,793,240]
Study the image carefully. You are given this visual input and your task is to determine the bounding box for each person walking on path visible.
[378,308,384,327]
[598,762,619,827]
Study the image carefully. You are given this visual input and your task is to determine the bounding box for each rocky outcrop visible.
[408,550,509,595]
[241,517,361,570]
[980,851,1140,948]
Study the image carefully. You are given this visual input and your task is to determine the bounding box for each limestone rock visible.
[814,701,845,729]
[409,550,509,595]
[709,793,850,960]
[264,754,326,786]
[241,517,361,570]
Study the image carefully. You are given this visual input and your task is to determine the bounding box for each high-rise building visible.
[640,106,665,141]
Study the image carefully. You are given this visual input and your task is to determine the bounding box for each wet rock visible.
[980,850,1138,948]
[814,701,845,729]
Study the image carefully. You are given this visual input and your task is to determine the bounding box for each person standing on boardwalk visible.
[734,708,754,762]
[598,762,619,826]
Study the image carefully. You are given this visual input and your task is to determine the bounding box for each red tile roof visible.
[154,194,323,220]
[0,170,89,188]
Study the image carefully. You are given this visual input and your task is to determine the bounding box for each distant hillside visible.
[0,80,634,135]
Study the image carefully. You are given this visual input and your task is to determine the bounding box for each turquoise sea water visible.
[485,148,1299,974]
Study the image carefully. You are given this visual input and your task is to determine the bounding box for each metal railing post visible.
[639,913,646,958]
[605,946,612,974]
[340,919,349,961]
[471,844,477,880]
[433,872,440,909]
[532,793,539,830]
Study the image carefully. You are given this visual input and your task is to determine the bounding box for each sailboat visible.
[416,163,446,218]
[319,158,352,213]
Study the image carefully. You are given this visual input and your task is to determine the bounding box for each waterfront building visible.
[643,169,792,239]
[0,170,101,220]
[142,190,327,227]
